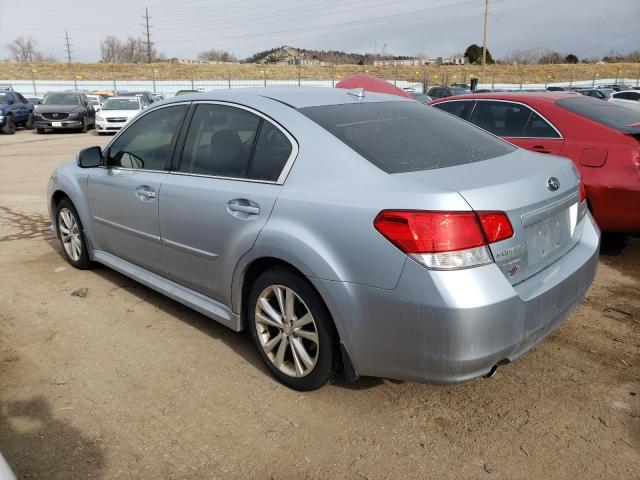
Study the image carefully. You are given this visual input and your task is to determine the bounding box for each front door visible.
[159,103,296,305]
[87,104,187,275]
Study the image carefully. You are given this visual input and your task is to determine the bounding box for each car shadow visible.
[46,239,396,392]
[0,396,106,479]
[599,232,639,257]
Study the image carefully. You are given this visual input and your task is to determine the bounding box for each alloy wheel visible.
[58,208,82,262]
[255,285,319,378]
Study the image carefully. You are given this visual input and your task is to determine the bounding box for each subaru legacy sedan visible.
[47,88,599,391]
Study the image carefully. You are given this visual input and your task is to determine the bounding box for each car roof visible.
[166,87,414,108]
[431,91,578,103]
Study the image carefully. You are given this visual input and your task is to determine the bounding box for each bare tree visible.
[100,36,122,63]
[99,36,165,63]
[5,36,54,62]
[197,49,237,62]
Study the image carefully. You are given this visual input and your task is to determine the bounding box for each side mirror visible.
[77,146,103,168]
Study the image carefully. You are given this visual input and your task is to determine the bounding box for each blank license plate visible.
[51,122,62,127]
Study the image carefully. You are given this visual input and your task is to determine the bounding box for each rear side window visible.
[556,96,640,134]
[432,100,473,119]
[179,103,293,181]
[468,101,560,138]
[299,101,515,174]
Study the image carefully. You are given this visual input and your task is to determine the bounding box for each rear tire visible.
[55,198,92,270]
[2,116,15,135]
[247,267,338,391]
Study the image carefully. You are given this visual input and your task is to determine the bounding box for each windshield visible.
[557,96,640,134]
[102,98,141,110]
[42,93,82,105]
[410,93,431,103]
[300,101,515,174]
[88,98,100,105]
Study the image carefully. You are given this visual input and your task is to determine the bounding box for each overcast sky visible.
[1,0,638,62]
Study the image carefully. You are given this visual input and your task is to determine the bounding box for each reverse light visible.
[373,210,514,270]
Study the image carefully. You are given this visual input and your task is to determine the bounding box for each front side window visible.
[300,101,515,174]
[106,105,186,170]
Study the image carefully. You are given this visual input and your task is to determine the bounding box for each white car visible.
[95,96,144,135]
[608,90,640,107]
[86,94,103,112]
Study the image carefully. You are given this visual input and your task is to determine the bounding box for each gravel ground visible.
[0,129,638,479]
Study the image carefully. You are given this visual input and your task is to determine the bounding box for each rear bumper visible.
[588,184,640,232]
[313,213,600,384]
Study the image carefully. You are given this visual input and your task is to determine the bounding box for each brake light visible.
[373,210,514,270]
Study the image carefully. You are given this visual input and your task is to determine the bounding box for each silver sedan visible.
[47,87,599,390]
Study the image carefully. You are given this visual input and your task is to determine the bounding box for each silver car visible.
[47,88,600,391]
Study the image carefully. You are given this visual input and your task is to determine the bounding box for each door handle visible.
[227,199,260,216]
[135,185,156,200]
[532,145,552,154]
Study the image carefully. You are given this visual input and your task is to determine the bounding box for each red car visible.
[430,92,640,232]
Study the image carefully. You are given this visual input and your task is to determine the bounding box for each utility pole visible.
[142,7,156,92]
[64,30,77,90]
[482,0,489,80]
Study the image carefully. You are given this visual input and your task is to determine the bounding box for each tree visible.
[99,36,165,63]
[464,44,493,65]
[197,49,237,62]
[6,36,55,62]
[538,50,564,64]
[565,54,579,64]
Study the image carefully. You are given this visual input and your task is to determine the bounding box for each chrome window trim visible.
[435,98,564,140]
[174,100,299,186]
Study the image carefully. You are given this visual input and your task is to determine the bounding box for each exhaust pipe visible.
[485,365,498,378]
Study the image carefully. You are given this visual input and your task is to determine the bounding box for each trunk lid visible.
[396,149,585,284]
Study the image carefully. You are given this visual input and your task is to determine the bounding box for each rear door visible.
[159,102,297,305]
[468,100,565,155]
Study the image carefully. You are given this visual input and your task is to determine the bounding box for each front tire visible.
[2,116,15,135]
[25,112,34,130]
[36,128,45,134]
[80,116,87,133]
[248,267,337,391]
[55,198,91,269]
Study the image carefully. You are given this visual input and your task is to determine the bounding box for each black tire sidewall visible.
[25,112,34,129]
[247,267,337,391]
[2,116,15,134]
[80,116,87,133]
[55,198,91,269]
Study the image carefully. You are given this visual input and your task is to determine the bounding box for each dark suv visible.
[0,90,34,134]
[426,86,470,99]
[34,91,96,133]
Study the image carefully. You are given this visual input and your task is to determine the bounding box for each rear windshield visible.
[556,96,640,134]
[299,101,515,173]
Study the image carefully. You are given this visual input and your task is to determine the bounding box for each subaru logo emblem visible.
[547,177,560,191]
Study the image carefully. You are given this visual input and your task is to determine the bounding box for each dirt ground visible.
[0,129,638,480]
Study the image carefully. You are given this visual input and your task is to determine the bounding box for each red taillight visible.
[579,178,587,203]
[477,212,514,243]
[373,211,486,253]
[374,210,514,270]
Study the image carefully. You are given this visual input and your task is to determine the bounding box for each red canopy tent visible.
[335,73,413,99]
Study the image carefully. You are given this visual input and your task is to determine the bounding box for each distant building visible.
[373,56,466,66]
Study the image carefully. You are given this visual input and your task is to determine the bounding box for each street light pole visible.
[482,0,489,79]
